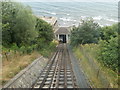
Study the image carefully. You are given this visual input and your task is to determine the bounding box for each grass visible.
[73,44,118,88]
[40,41,57,58]
[1,42,57,86]
[1,51,41,85]
[73,46,103,87]
[1,43,57,86]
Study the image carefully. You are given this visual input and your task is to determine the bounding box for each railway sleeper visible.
[44,81,51,85]
[34,85,40,88]
[42,85,49,88]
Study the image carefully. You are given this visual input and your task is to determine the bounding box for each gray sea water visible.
[23,2,118,27]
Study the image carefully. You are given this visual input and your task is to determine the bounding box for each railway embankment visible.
[3,44,91,88]
[3,56,48,88]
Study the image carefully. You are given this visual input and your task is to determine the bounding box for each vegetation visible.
[98,24,118,72]
[2,51,41,85]
[70,19,119,87]
[73,44,118,88]
[35,18,54,51]
[70,18,100,46]
[2,1,56,84]
[2,2,37,47]
[2,1,55,56]
[70,19,118,72]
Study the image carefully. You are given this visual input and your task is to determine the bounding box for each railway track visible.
[32,44,78,89]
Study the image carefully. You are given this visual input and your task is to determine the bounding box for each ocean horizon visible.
[23,2,118,27]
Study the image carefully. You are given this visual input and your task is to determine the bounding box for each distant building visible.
[54,27,70,43]
[36,16,58,31]
[35,15,73,43]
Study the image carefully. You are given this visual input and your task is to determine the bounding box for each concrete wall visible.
[3,56,48,88]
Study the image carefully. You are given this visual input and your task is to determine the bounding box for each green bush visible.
[11,43,19,51]
[19,46,26,54]
[2,2,37,47]
[97,24,118,72]
[70,18,100,47]
[40,42,57,57]
[26,46,33,54]
[2,1,55,57]
[49,42,57,51]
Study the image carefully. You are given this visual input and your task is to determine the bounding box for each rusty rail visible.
[32,44,78,89]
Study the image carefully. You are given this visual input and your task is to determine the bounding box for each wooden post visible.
[5,52,9,61]
[97,69,100,78]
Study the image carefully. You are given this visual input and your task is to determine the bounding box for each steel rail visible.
[39,50,60,88]
[32,44,78,89]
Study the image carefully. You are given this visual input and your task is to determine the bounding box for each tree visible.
[2,1,37,47]
[98,36,118,72]
[100,24,118,41]
[70,18,100,46]
[13,5,37,46]
[97,24,118,72]
[35,18,54,49]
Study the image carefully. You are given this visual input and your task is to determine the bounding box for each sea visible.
[23,2,118,27]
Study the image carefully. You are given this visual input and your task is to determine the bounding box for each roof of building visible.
[55,27,70,34]
[36,15,57,26]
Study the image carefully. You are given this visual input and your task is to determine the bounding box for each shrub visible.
[70,18,100,47]
[97,24,118,72]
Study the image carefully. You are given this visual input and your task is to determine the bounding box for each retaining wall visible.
[3,56,48,88]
